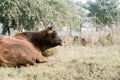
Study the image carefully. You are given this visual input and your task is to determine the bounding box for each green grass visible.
[0,45,120,80]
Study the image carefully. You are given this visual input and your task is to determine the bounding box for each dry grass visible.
[0,45,120,80]
[73,28,120,46]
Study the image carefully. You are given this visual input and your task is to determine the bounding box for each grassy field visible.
[0,44,120,80]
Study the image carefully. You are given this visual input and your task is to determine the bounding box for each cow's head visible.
[45,27,63,47]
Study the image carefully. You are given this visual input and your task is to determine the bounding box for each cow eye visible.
[52,33,56,38]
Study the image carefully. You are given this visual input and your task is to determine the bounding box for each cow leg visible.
[16,59,35,68]
[39,56,49,63]
[0,57,15,67]
[15,54,36,67]
[0,55,36,67]
[36,53,49,63]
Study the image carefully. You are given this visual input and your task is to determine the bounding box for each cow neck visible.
[31,30,48,52]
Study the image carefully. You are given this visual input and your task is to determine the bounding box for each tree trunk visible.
[7,28,11,36]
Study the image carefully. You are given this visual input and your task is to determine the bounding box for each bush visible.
[42,48,58,57]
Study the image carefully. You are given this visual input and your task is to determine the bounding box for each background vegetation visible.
[0,0,80,35]
[0,0,119,35]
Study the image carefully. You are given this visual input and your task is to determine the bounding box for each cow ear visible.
[47,27,53,34]
[47,27,53,31]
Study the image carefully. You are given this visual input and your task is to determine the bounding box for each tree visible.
[75,1,89,32]
[85,0,120,30]
[0,0,21,35]
[0,0,80,35]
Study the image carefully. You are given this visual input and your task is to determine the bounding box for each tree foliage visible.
[0,0,80,35]
[75,1,89,32]
[85,0,120,27]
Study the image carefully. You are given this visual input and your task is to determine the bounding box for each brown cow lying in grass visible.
[0,27,63,67]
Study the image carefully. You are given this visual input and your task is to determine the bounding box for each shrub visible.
[42,48,58,57]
